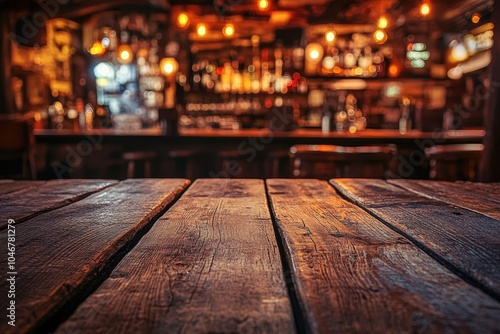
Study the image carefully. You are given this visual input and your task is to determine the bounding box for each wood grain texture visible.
[0,180,45,196]
[0,179,117,229]
[0,178,190,334]
[388,180,500,220]
[331,178,500,300]
[56,179,295,334]
[267,179,500,333]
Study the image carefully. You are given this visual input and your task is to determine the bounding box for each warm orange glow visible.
[388,64,400,77]
[222,23,235,37]
[325,31,336,43]
[160,57,179,76]
[177,12,190,28]
[197,23,207,37]
[305,43,324,63]
[89,41,106,56]
[374,30,388,44]
[420,3,430,16]
[117,45,133,64]
[377,15,389,29]
[471,13,481,24]
[258,0,269,10]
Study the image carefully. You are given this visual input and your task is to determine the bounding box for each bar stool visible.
[289,144,396,179]
[266,150,290,178]
[122,151,157,178]
[425,144,483,181]
[0,117,37,179]
[167,150,199,180]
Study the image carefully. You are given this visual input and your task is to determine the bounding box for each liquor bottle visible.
[334,93,347,132]
[321,95,331,134]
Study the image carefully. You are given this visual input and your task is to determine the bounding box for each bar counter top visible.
[34,127,485,142]
[34,128,485,143]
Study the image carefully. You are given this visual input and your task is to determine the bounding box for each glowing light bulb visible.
[177,12,190,28]
[374,30,388,44]
[471,13,480,24]
[197,23,207,37]
[160,57,179,76]
[258,0,269,10]
[450,43,469,62]
[325,31,336,43]
[117,45,133,64]
[420,3,430,16]
[305,43,324,64]
[377,15,389,29]
[222,23,235,37]
[388,64,400,77]
[89,41,105,56]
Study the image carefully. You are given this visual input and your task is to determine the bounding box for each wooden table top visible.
[1,178,499,333]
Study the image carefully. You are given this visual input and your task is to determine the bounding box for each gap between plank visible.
[265,182,312,334]
[37,180,193,334]
[328,180,500,304]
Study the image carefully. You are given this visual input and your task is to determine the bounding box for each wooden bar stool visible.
[289,144,396,179]
[425,144,484,181]
[167,150,199,180]
[266,150,290,178]
[122,151,157,178]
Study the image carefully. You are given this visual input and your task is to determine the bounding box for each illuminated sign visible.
[406,43,430,68]
[463,29,493,55]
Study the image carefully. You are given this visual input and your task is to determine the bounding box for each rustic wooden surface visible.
[56,179,295,334]
[0,179,190,334]
[330,178,500,301]
[2,178,500,334]
[267,179,500,333]
[389,179,500,220]
[0,180,45,196]
[0,179,119,229]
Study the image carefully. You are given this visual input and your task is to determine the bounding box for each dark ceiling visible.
[1,0,494,33]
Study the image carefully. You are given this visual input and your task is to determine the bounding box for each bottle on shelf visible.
[399,97,412,134]
[321,95,332,134]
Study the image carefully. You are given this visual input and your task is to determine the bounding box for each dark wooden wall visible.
[479,0,500,182]
[0,11,15,114]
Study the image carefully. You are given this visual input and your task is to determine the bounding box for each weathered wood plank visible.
[331,178,500,300]
[0,180,46,196]
[267,179,500,333]
[56,179,295,334]
[388,180,500,220]
[0,178,190,334]
[0,179,118,229]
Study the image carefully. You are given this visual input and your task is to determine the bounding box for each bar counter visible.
[32,128,485,179]
[1,178,499,333]
[34,128,485,143]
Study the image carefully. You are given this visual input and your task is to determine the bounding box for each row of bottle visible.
[321,93,367,134]
[187,46,308,95]
[43,98,111,130]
